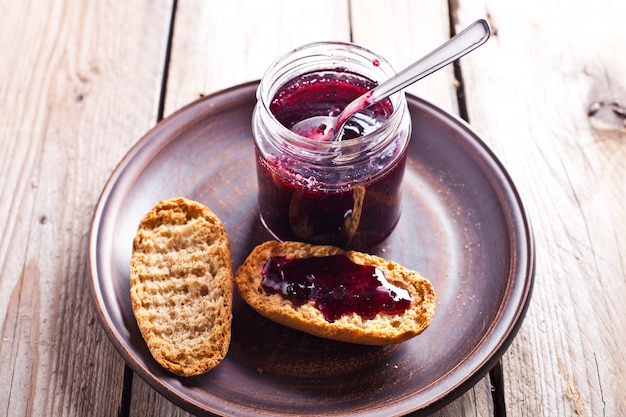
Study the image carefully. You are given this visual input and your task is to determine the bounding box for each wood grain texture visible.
[163,0,351,117]
[453,0,626,415]
[350,0,459,115]
[0,0,173,415]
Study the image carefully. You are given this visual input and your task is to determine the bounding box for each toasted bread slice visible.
[130,197,233,376]
[235,241,435,345]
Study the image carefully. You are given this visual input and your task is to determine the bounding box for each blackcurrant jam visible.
[269,71,394,141]
[261,255,412,323]
[252,42,411,250]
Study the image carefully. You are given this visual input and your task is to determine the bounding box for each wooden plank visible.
[0,0,174,415]
[130,374,194,417]
[350,0,459,114]
[453,0,626,415]
[163,0,351,117]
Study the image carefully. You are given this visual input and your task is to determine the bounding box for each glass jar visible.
[252,41,411,251]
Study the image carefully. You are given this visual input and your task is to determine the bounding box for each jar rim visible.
[256,41,408,157]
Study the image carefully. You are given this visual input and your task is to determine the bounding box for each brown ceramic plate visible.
[89,81,534,416]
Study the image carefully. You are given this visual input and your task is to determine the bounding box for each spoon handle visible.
[370,19,491,104]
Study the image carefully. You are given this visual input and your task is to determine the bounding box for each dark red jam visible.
[269,71,393,140]
[257,71,408,251]
[261,255,412,323]
[256,152,406,250]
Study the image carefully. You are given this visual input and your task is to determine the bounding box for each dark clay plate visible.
[89,81,534,416]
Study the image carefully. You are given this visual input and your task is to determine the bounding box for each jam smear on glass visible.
[261,254,412,323]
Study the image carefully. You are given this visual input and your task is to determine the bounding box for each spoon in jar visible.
[291,19,491,141]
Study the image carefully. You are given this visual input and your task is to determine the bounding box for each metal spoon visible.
[291,19,491,141]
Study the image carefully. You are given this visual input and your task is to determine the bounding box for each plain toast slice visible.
[130,197,233,376]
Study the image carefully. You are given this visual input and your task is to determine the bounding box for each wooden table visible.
[1,1,624,416]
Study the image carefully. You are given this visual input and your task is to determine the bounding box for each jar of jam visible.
[252,41,411,251]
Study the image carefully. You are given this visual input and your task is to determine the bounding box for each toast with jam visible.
[235,241,436,345]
